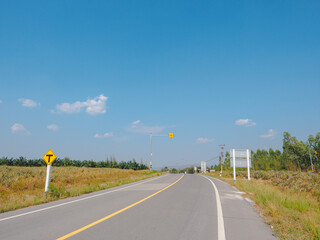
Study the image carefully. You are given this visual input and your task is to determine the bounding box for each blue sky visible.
[1,1,319,169]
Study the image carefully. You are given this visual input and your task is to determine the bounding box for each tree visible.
[224,152,231,170]
[308,133,320,170]
[187,167,195,174]
[170,168,177,174]
[63,157,72,166]
[283,132,309,171]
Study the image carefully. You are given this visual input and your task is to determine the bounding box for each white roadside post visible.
[42,149,57,198]
[247,149,251,181]
[45,164,52,194]
[233,149,236,182]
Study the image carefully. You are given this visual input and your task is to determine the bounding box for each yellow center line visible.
[57,174,184,240]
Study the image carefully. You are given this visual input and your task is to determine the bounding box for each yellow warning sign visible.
[168,132,174,138]
[42,149,57,165]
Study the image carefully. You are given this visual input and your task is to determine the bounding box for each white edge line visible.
[200,175,226,240]
[210,177,228,184]
[0,174,168,222]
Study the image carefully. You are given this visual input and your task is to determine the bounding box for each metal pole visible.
[219,155,221,176]
[247,149,251,181]
[308,149,314,172]
[233,149,236,182]
[148,133,172,171]
[150,133,152,171]
[45,164,52,198]
[219,144,225,177]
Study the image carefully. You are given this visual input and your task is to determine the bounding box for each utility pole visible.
[219,144,225,177]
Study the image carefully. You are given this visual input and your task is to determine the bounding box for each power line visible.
[205,156,220,162]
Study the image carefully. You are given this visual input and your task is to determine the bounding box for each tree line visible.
[0,155,149,170]
[214,131,320,172]
[161,166,196,174]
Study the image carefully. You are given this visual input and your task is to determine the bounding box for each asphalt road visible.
[0,174,277,240]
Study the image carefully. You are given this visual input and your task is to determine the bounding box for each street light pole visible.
[149,132,174,171]
[150,133,153,171]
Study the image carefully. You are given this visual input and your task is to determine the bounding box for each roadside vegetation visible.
[0,166,160,213]
[202,132,320,239]
[209,132,320,172]
[206,170,320,240]
[161,166,195,174]
[0,155,149,170]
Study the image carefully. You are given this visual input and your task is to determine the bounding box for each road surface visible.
[0,174,277,240]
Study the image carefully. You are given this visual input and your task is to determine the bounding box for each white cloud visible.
[0,100,2,104]
[47,124,59,131]
[11,123,31,135]
[55,101,83,114]
[196,137,214,144]
[18,98,40,108]
[131,120,141,126]
[94,132,114,138]
[235,119,256,127]
[54,94,108,115]
[85,95,108,115]
[260,129,276,138]
[127,120,165,134]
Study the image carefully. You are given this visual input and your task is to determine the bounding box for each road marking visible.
[212,177,227,184]
[57,174,184,240]
[200,175,226,240]
[0,174,168,222]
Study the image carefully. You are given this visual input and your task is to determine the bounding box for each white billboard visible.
[230,149,251,168]
[230,149,251,181]
[201,161,206,173]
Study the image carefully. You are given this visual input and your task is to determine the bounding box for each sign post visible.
[42,149,57,198]
[45,164,52,196]
[231,149,251,182]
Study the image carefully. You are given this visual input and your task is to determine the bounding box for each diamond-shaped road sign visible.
[42,149,57,165]
[168,132,174,138]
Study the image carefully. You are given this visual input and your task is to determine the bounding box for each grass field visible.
[0,166,161,213]
[205,171,320,240]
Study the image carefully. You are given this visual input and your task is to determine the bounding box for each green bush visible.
[49,184,70,199]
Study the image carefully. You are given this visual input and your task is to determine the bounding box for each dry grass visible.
[205,171,320,240]
[0,166,161,213]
